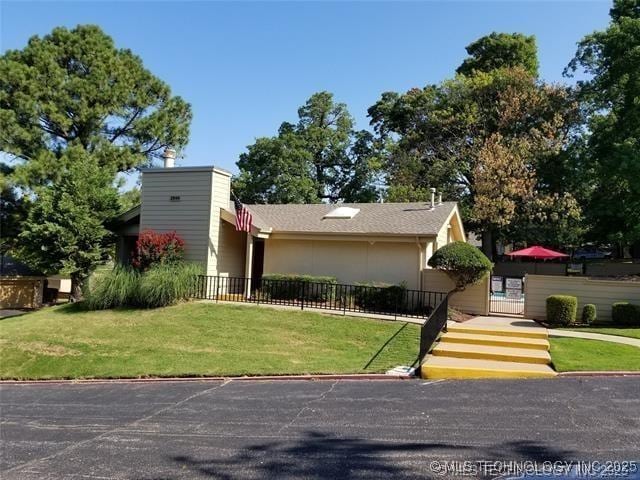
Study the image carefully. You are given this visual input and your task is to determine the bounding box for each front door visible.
[251,239,265,290]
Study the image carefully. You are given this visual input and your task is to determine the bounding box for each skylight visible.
[323,207,360,219]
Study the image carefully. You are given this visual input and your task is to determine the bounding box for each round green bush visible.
[612,302,640,326]
[581,304,597,324]
[546,295,578,326]
[427,241,493,292]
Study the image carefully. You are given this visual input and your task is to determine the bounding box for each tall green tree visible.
[0,24,192,186]
[457,32,539,77]
[567,0,640,251]
[369,66,582,256]
[16,147,120,299]
[0,25,192,296]
[234,92,381,204]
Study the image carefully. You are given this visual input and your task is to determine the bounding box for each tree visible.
[118,187,141,213]
[15,147,120,300]
[0,25,192,296]
[567,0,640,251]
[0,24,192,187]
[427,242,493,294]
[369,66,582,257]
[0,165,25,256]
[457,32,539,77]
[234,92,381,204]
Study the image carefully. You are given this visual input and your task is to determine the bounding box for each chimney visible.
[163,147,176,168]
[438,192,443,205]
[430,188,436,210]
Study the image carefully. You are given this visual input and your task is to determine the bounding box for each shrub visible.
[260,274,337,302]
[581,304,597,324]
[353,282,409,314]
[427,242,493,292]
[132,230,185,271]
[84,266,139,310]
[136,263,202,308]
[546,295,577,326]
[612,302,640,326]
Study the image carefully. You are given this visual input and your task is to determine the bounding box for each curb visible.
[559,371,640,377]
[0,374,414,386]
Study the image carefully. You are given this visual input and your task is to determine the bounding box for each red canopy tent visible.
[507,245,569,260]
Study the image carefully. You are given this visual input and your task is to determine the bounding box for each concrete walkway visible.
[548,329,640,347]
[459,315,640,348]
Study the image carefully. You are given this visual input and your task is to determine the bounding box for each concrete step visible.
[432,342,552,365]
[447,323,548,340]
[439,332,550,351]
[421,356,557,379]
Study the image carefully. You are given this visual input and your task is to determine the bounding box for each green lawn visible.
[550,337,640,372]
[560,327,640,340]
[0,302,420,380]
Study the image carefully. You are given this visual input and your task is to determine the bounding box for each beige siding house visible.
[113,165,466,291]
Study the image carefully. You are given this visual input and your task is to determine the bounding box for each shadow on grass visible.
[49,302,145,315]
[167,430,577,480]
[363,322,421,371]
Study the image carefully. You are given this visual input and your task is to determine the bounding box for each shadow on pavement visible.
[168,431,576,479]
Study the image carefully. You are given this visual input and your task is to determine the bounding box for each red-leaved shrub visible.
[132,230,185,271]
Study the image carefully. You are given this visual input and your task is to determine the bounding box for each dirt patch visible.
[19,342,82,357]
[448,308,473,323]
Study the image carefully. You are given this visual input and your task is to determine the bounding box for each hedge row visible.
[546,295,640,326]
[260,274,337,302]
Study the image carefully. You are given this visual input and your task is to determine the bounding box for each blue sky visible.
[1,0,611,180]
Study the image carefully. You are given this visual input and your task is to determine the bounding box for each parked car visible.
[573,246,613,260]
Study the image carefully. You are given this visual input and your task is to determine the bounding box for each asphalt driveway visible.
[1,377,639,479]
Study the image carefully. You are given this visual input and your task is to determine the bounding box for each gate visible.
[489,274,525,315]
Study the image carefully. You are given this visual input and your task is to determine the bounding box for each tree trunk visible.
[481,230,494,260]
[69,274,85,303]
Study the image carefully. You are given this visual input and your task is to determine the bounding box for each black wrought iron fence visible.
[193,275,447,321]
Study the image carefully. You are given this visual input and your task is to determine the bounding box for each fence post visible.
[300,281,304,311]
[215,276,219,304]
[394,292,398,320]
[343,286,347,316]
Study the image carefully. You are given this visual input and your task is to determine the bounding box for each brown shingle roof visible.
[243,202,457,236]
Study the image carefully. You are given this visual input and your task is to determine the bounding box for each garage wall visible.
[421,269,489,315]
[263,238,421,289]
[0,277,45,309]
[524,275,640,322]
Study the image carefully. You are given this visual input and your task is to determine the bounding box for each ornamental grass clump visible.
[84,266,139,310]
[135,263,202,309]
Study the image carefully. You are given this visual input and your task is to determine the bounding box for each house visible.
[112,163,466,291]
[0,254,46,309]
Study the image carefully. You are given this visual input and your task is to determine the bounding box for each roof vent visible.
[323,206,360,219]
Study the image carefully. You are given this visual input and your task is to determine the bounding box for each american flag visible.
[234,196,253,232]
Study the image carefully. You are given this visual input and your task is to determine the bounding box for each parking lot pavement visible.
[1,377,639,479]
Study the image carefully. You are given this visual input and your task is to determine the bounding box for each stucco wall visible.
[216,220,246,277]
[0,277,44,309]
[421,269,490,315]
[263,238,421,289]
[207,170,234,276]
[524,274,640,322]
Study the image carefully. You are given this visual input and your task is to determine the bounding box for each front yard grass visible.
[0,302,420,380]
[560,327,640,340]
[550,337,640,372]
